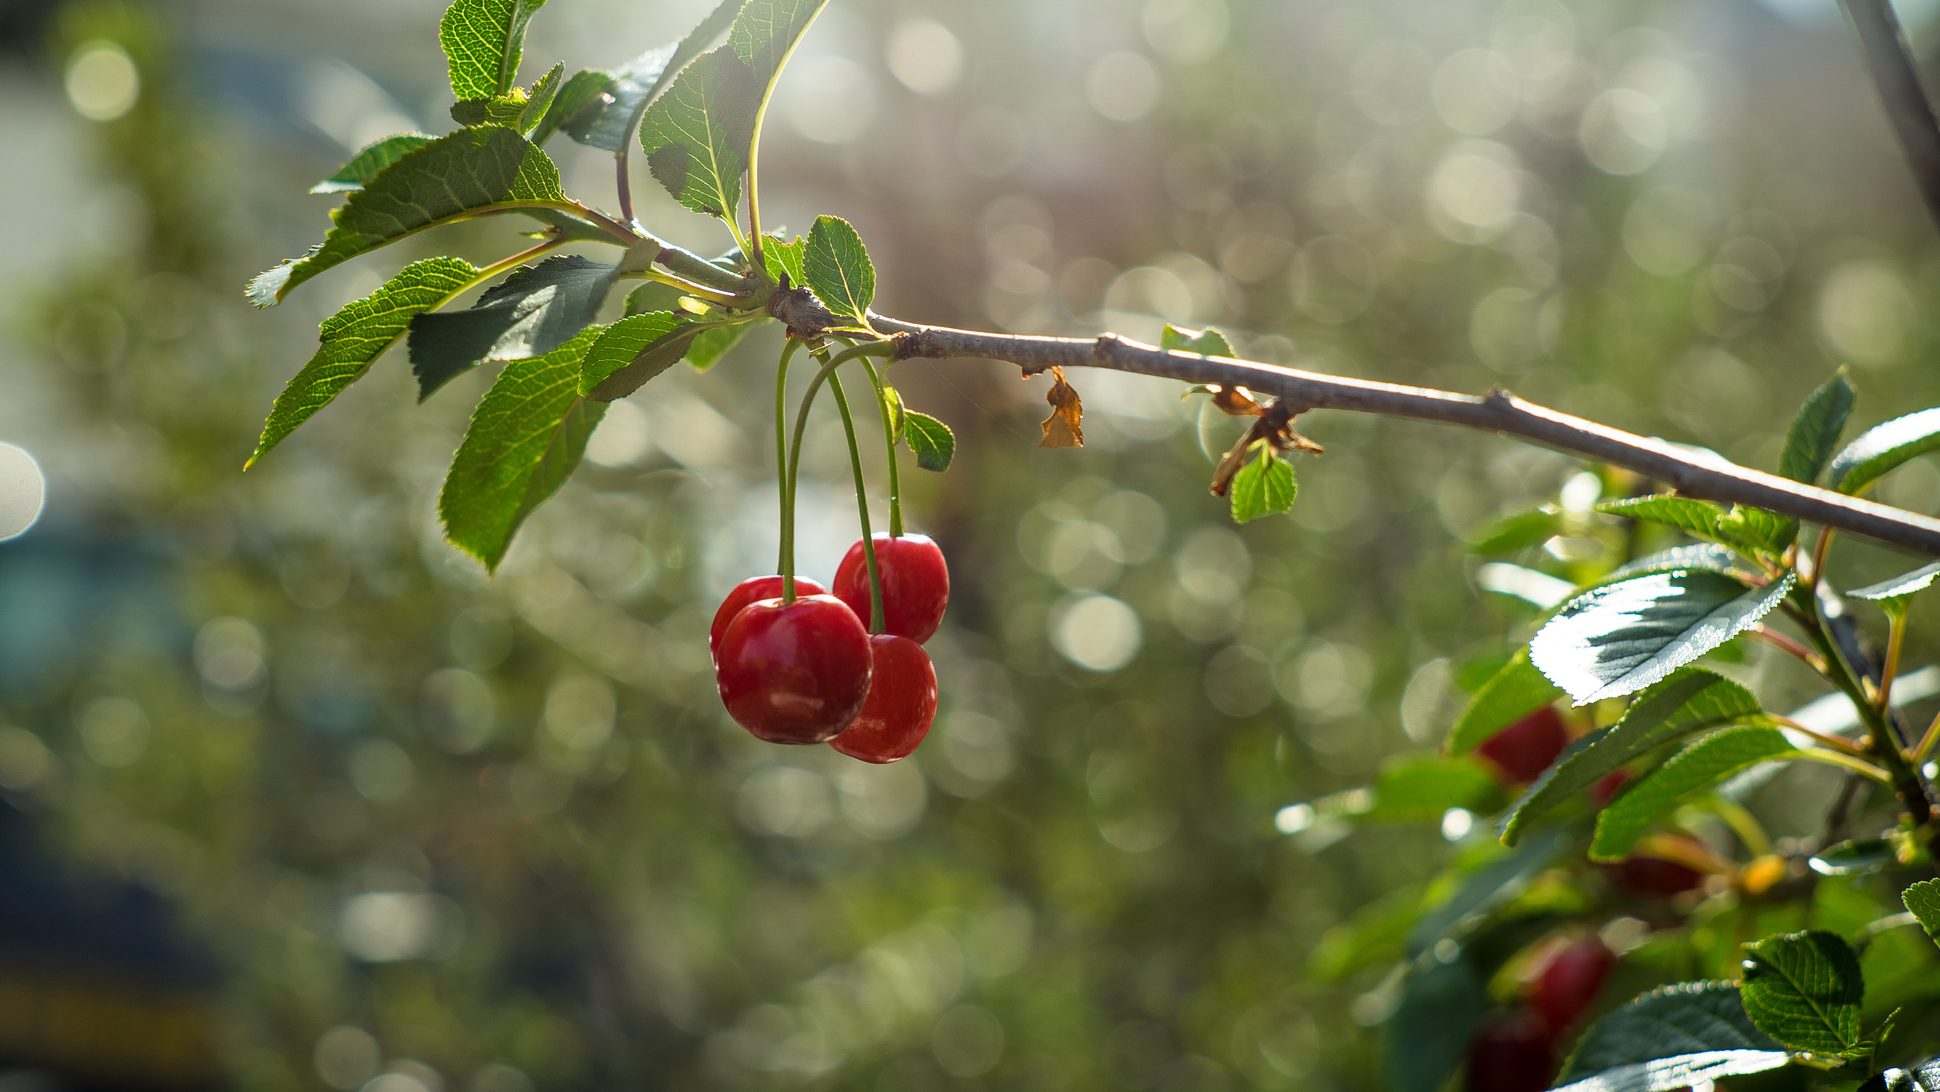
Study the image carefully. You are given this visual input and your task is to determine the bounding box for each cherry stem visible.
[784,342,897,619]
[776,339,803,601]
[1879,606,1908,718]
[856,353,905,538]
[828,370,886,634]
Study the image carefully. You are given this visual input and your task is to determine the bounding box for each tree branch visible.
[857,313,1940,558]
[1840,0,1940,232]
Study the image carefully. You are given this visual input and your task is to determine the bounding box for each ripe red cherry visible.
[832,532,949,643]
[1528,936,1616,1036]
[1590,769,1631,808]
[709,575,827,661]
[715,595,871,744]
[1463,1009,1556,1092]
[831,635,938,764]
[1612,854,1707,898]
[1475,705,1570,784]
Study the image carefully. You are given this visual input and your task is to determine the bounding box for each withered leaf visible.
[1040,366,1085,448]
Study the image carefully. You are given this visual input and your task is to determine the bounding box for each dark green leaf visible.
[902,411,955,472]
[1406,828,1568,953]
[563,0,740,152]
[450,61,562,131]
[1717,505,1797,554]
[1447,648,1562,755]
[1360,754,1503,821]
[1903,879,1940,953]
[639,48,760,219]
[531,69,613,143]
[1530,570,1795,704]
[1610,544,1745,581]
[803,215,875,326]
[1597,495,1727,540]
[1828,408,1940,494]
[1808,838,1899,877]
[1590,726,1797,860]
[763,234,807,286]
[1465,507,1560,556]
[1383,954,1489,1092]
[1230,448,1297,523]
[1853,562,1940,605]
[727,0,829,91]
[1561,981,1785,1080]
[580,311,701,400]
[440,0,548,100]
[1550,1051,1795,1092]
[1862,1058,1940,1092]
[248,128,566,307]
[1739,930,1865,1057]
[684,323,752,372]
[1500,668,1766,844]
[310,134,434,195]
[248,256,482,468]
[407,255,618,400]
[1780,369,1855,484]
[440,325,608,571]
[1160,323,1235,357]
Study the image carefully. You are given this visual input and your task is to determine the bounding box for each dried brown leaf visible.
[1040,366,1085,448]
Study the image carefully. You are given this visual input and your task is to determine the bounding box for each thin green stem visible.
[828,370,885,633]
[1799,603,1938,849]
[1915,711,1940,766]
[1771,715,1874,759]
[776,339,803,590]
[784,343,897,620]
[1879,607,1908,716]
[1794,747,1895,786]
[618,268,753,308]
[1710,798,1775,858]
[857,354,905,537]
[1748,626,1828,674]
[473,237,565,283]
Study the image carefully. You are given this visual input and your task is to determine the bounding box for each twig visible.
[1840,0,1940,232]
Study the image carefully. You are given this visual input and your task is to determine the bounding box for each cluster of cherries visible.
[1464,935,1618,1092]
[710,532,949,763]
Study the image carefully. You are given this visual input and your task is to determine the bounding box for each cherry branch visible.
[1839,0,1940,233]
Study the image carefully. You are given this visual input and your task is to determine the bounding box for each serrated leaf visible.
[803,215,875,326]
[1230,448,1297,523]
[1160,323,1235,357]
[310,134,434,195]
[1780,370,1856,484]
[440,325,607,571]
[1853,562,1940,605]
[639,48,760,218]
[248,128,566,307]
[1500,668,1766,844]
[685,323,751,372]
[1828,408,1940,494]
[1609,544,1745,582]
[882,385,905,437]
[901,411,955,472]
[579,311,697,399]
[727,0,829,89]
[248,256,481,468]
[1739,930,1864,1057]
[1808,838,1899,876]
[1589,726,1797,860]
[1550,1051,1795,1092]
[1596,495,1728,540]
[1530,570,1795,705]
[763,234,807,286]
[1719,505,1797,554]
[1561,981,1785,1081]
[1447,648,1563,755]
[1864,1059,1940,1092]
[1903,879,1940,953]
[441,0,548,101]
[531,68,613,143]
[407,255,618,400]
[451,61,561,132]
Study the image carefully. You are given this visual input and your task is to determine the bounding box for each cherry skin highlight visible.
[831,635,938,764]
[715,595,872,744]
[1475,705,1570,784]
[832,532,949,643]
[709,575,828,662]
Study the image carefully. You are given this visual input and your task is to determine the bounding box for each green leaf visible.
[763,234,808,286]
[440,0,547,100]
[248,128,566,307]
[530,68,613,144]
[1597,495,1728,540]
[1739,930,1865,1057]
[580,311,703,400]
[803,215,876,326]
[1902,879,1940,953]
[1160,323,1235,357]
[1863,1058,1940,1092]
[1808,838,1899,877]
[407,255,618,400]
[1717,505,1797,554]
[1358,754,1503,821]
[727,0,829,90]
[1447,648,1563,755]
[1530,570,1795,704]
[1383,953,1489,1092]
[1610,544,1745,582]
[247,256,482,468]
[1829,407,1940,494]
[1229,447,1298,523]
[639,48,760,219]
[881,385,906,437]
[1589,726,1797,860]
[1780,369,1855,484]
[451,61,562,131]
[1853,562,1940,605]
[1500,668,1766,844]
[566,0,742,153]
[902,411,955,472]
[440,325,608,571]
[1406,828,1568,952]
[684,323,752,372]
[1465,507,1560,556]
[1550,1051,1796,1092]
[1561,981,1786,1081]
[310,134,434,195]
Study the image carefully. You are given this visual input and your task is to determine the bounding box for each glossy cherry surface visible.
[709,575,828,661]
[832,533,949,643]
[715,595,871,744]
[1528,937,1616,1035]
[1475,705,1569,784]
[831,635,938,764]
[1462,1010,1555,1092]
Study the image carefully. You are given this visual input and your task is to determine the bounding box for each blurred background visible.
[3,0,1940,1088]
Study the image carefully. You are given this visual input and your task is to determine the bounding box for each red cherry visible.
[1463,1010,1556,1092]
[715,595,871,744]
[709,575,828,661]
[1528,937,1616,1036]
[831,635,938,764]
[1475,705,1569,784]
[1590,769,1631,808]
[832,533,949,643]
[1612,854,1706,898]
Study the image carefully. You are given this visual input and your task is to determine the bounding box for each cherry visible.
[1463,1009,1556,1092]
[832,532,949,643]
[1475,705,1569,785]
[1589,769,1631,808]
[1528,936,1616,1036]
[709,575,828,662]
[1611,854,1707,898]
[831,635,938,763]
[715,595,872,744]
